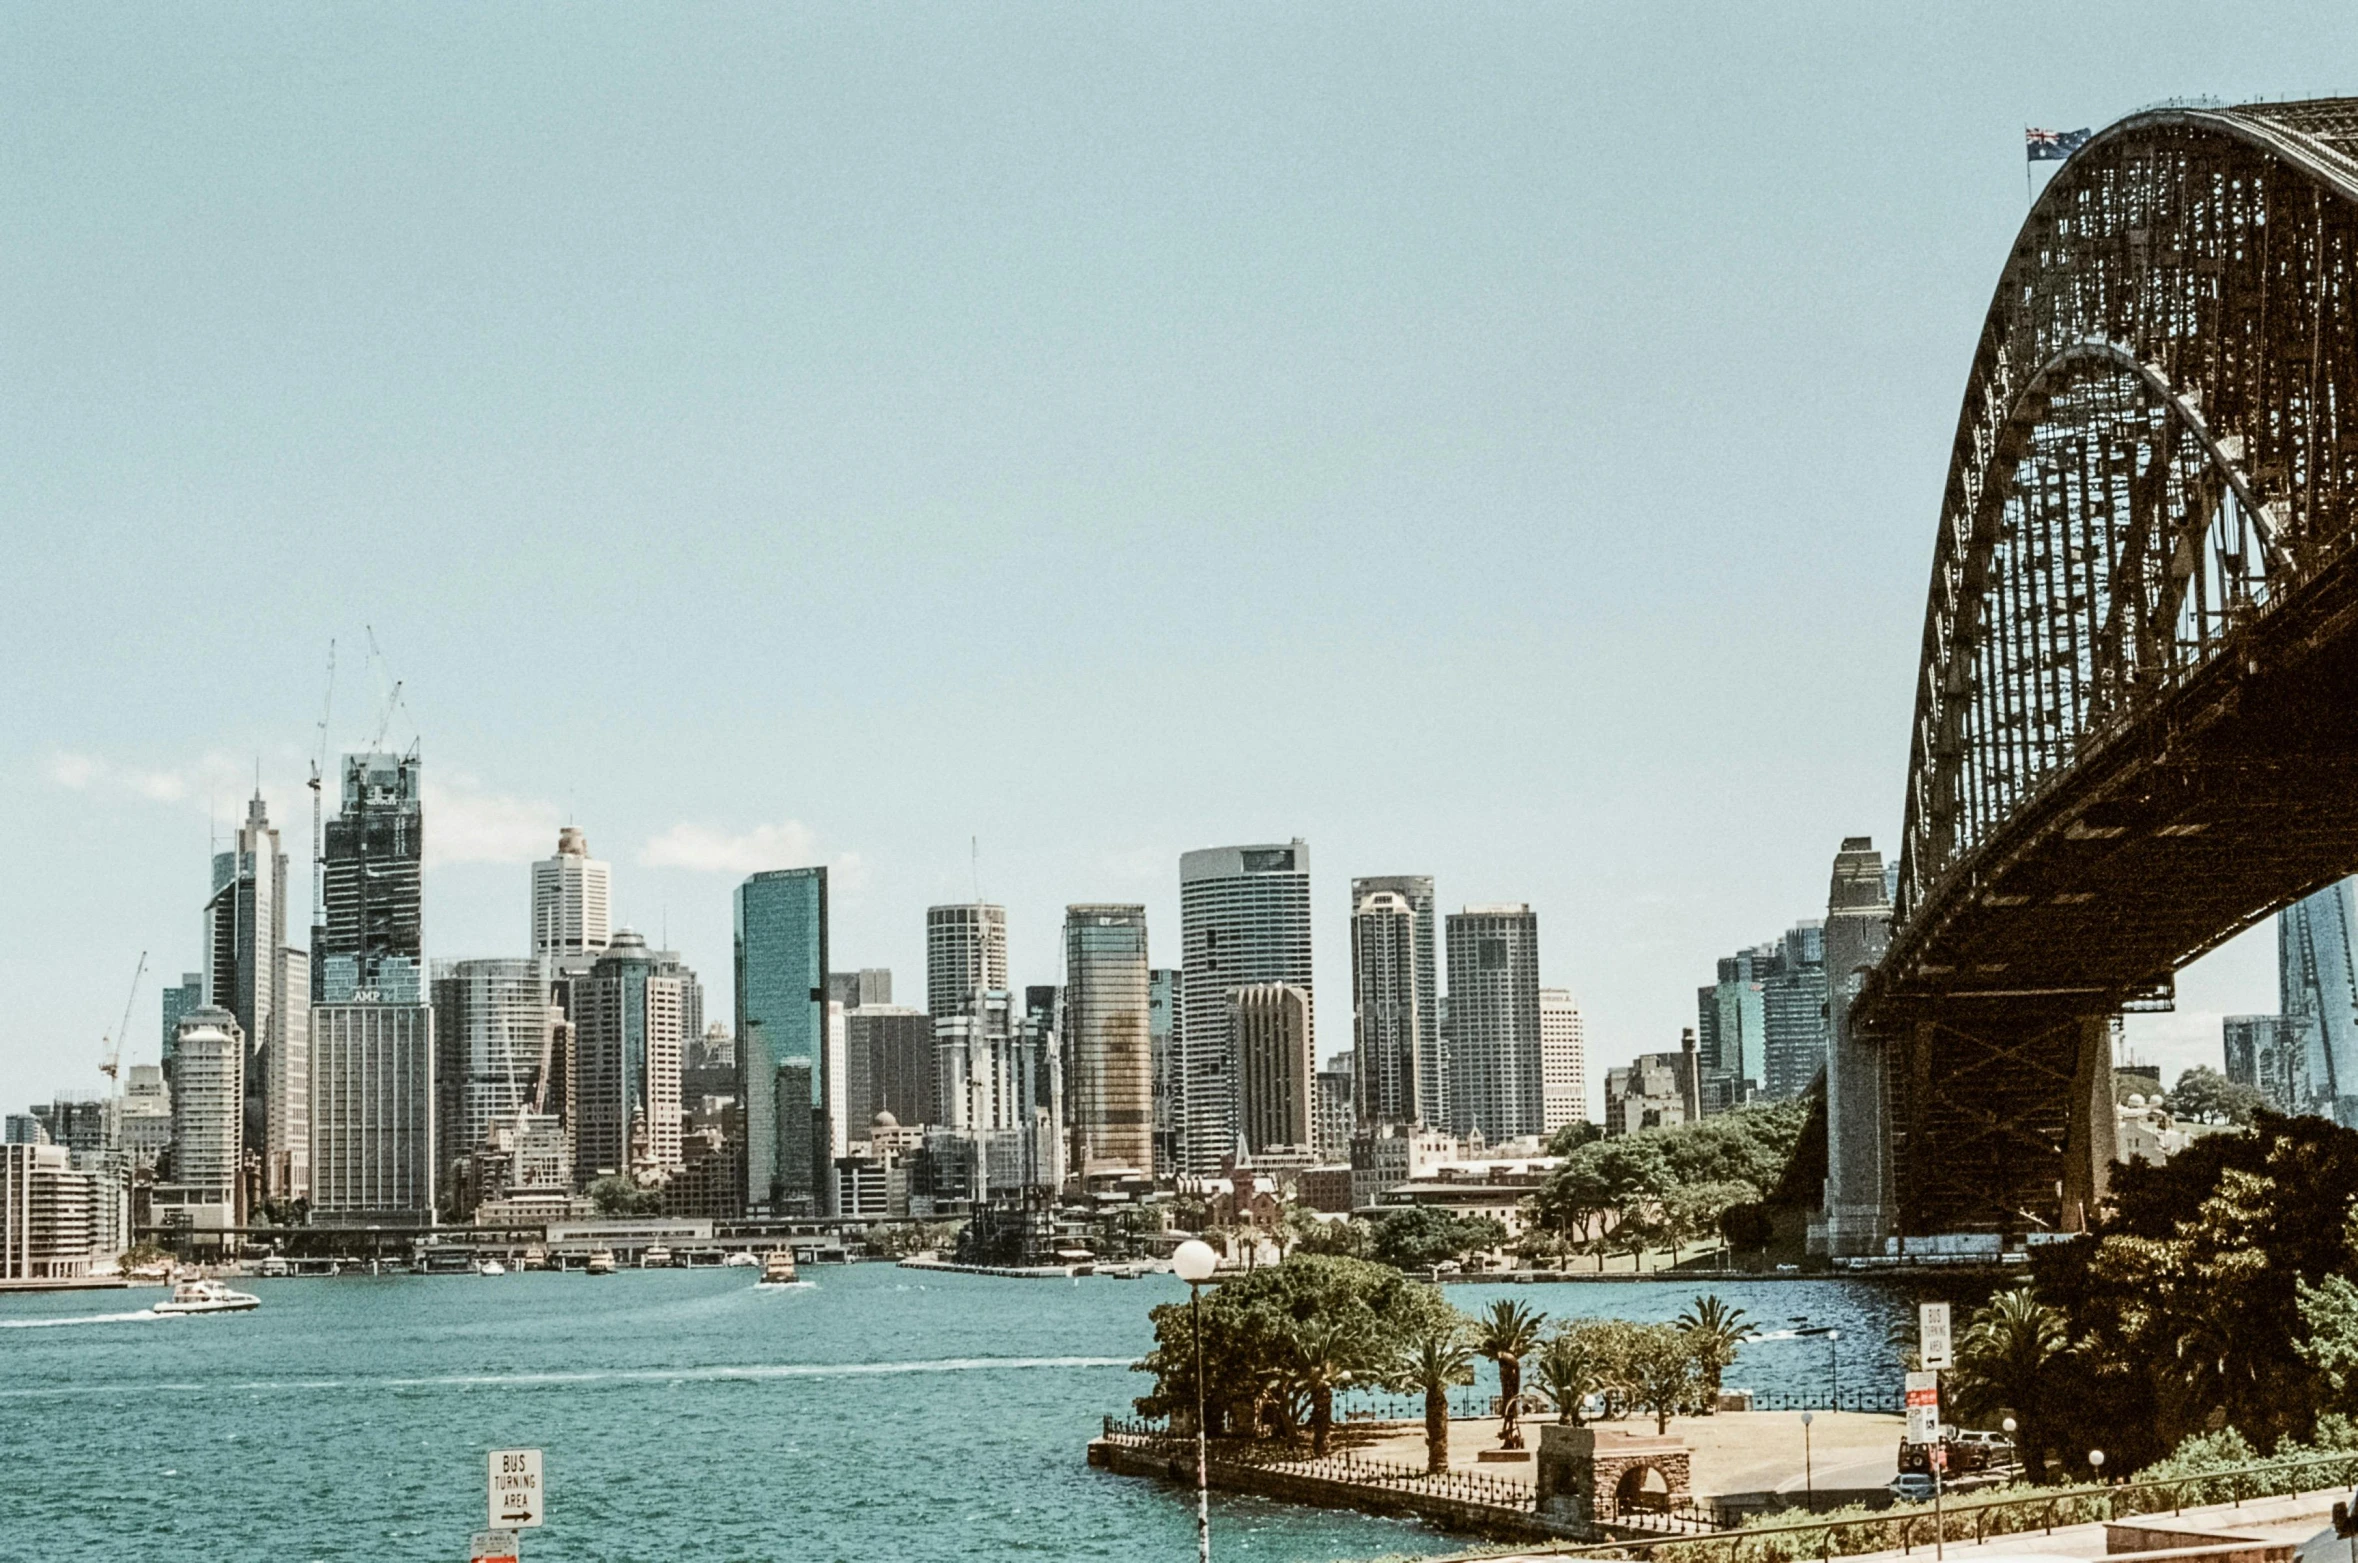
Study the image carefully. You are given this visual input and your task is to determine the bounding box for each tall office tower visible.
[1538,988,1587,1133]
[529,827,611,960]
[828,969,893,1011]
[1179,841,1313,1174]
[1231,983,1314,1154]
[311,1001,435,1222]
[1062,905,1153,1179]
[205,793,291,1175]
[845,1006,937,1128]
[934,988,1062,1194]
[159,970,205,1077]
[1819,836,1894,1257]
[1698,945,1772,1110]
[319,751,425,1003]
[927,904,1008,1018]
[1760,921,1831,1100]
[2224,1014,2318,1115]
[1444,904,1544,1141]
[268,947,311,1199]
[1351,875,1441,1128]
[1314,1051,1354,1160]
[430,958,560,1186]
[163,1007,245,1230]
[653,947,705,1046]
[121,1065,174,1172]
[2282,880,2358,1125]
[1350,889,1424,1128]
[568,931,687,1185]
[823,999,849,1173]
[1149,968,1181,1178]
[735,867,828,1214]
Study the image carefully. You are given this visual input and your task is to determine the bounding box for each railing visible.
[1495,1446,2358,1562]
[1099,1419,1540,1515]
[1732,1390,1905,1415]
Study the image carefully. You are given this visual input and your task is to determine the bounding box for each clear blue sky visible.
[6,4,2345,1114]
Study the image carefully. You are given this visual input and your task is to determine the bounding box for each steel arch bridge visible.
[1848,97,2358,1239]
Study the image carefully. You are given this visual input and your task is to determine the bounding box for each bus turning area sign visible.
[489,1448,545,1529]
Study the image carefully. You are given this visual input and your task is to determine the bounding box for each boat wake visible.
[0,1353,1133,1398]
[0,1309,166,1329]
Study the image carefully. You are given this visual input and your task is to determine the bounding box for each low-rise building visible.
[1603,1037,1700,1136]
[2116,1095,2227,1167]
[1372,1153,1559,1237]
[1347,1122,1464,1213]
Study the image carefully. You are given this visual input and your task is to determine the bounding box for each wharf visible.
[900,1256,1086,1280]
[0,1276,131,1294]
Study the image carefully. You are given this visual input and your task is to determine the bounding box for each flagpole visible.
[2026,128,2033,207]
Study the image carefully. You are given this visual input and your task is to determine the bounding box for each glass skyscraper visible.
[2281,879,2358,1126]
[1350,875,1441,1129]
[1062,905,1153,1179]
[318,751,424,1003]
[735,867,828,1214]
[1179,841,1313,1175]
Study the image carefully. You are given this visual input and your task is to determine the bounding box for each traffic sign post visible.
[1919,1302,1953,1371]
[1905,1370,1945,1563]
[488,1448,545,1531]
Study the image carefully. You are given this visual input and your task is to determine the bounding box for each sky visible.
[6,3,2350,1116]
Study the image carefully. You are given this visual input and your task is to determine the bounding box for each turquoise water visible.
[0,1266,1905,1562]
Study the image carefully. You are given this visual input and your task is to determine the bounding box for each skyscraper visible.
[159,970,204,1078]
[1760,921,1831,1100]
[160,1007,243,1232]
[1698,946,1770,1109]
[735,867,828,1214]
[828,969,894,1011]
[934,987,1061,1196]
[1149,968,1181,1178]
[2224,1013,2317,1115]
[205,791,308,1195]
[1178,841,1313,1174]
[319,751,424,1003]
[310,1002,435,1222]
[430,958,560,1187]
[1445,904,1543,1141]
[1350,875,1440,1128]
[845,1005,937,1128]
[1538,987,1587,1132]
[1062,904,1153,1179]
[927,904,1008,1018]
[1231,982,1314,1155]
[1313,1050,1354,1161]
[2282,880,2358,1125]
[530,827,611,960]
[1350,889,1424,1128]
[568,930,688,1185]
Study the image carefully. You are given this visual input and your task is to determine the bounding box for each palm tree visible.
[1395,1323,1477,1474]
[1676,1294,1757,1406]
[1536,1322,1611,1425]
[1287,1317,1362,1456]
[1473,1299,1548,1449]
[1951,1286,2067,1481]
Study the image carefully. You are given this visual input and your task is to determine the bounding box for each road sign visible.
[1919,1301,1954,1370]
[1905,1369,1941,1444]
[471,1530,518,1563]
[488,1448,544,1530]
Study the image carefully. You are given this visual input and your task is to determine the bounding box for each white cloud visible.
[830,850,870,893]
[638,820,823,876]
[422,776,562,866]
[45,749,256,810]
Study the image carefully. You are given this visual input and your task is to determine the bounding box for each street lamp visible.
[1828,1329,1841,1409]
[2089,1449,2105,1484]
[1800,1410,1816,1513]
[1174,1239,1220,1563]
[2001,1416,2018,1474]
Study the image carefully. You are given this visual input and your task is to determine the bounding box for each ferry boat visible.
[584,1248,617,1276]
[257,1254,291,1278]
[152,1279,260,1315]
[520,1244,550,1272]
[476,1258,507,1277]
[756,1250,799,1286]
[721,1251,760,1269]
[641,1245,674,1269]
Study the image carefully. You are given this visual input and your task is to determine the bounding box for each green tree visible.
[1545,1119,1602,1155]
[587,1174,662,1216]
[1391,1320,1477,1473]
[1287,1315,1368,1456]
[1131,1254,1456,1440]
[1623,1322,1705,1433]
[1368,1207,1507,1271]
[1718,1201,1776,1262]
[1948,1286,2067,1481]
[1472,1299,1548,1449]
[2298,1269,2358,1416]
[1295,1216,1373,1259]
[1663,1180,1758,1268]
[1676,1294,1756,1404]
[2166,1067,2269,1126]
[1536,1317,1622,1424]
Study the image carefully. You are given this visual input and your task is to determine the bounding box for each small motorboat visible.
[756,1250,799,1286]
[721,1251,760,1269]
[258,1254,291,1278]
[641,1245,673,1269]
[584,1248,617,1276]
[152,1279,260,1316]
[476,1258,507,1277]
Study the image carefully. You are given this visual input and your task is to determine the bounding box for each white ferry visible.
[756,1250,799,1286]
[152,1279,260,1316]
[721,1251,760,1269]
[475,1258,507,1277]
[584,1248,617,1276]
[641,1245,673,1269]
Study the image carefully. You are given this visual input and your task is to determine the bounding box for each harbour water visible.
[0,1265,1905,1561]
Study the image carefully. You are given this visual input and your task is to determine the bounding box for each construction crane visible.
[100,947,147,1093]
[307,641,336,940]
[364,624,409,754]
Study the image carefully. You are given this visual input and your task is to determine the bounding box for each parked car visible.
[1891,1473,1939,1502]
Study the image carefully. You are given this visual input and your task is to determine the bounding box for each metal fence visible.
[1100,1420,1540,1515]
[1731,1389,1905,1415]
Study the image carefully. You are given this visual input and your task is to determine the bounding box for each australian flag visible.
[2026,127,2093,162]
